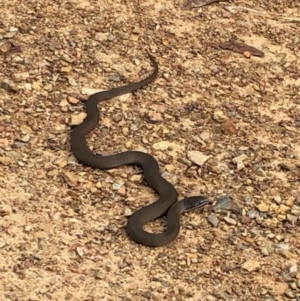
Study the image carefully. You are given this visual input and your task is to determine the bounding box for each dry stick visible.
[225,6,300,22]
[183,0,230,10]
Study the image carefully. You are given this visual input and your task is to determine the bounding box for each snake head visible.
[183,196,210,212]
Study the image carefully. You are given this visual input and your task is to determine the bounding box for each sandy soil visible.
[1,0,300,300]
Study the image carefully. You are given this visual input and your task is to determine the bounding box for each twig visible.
[225,6,300,22]
[183,0,229,10]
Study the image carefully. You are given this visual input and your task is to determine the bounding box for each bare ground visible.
[0,0,300,300]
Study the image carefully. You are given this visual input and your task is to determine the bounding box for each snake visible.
[70,51,209,247]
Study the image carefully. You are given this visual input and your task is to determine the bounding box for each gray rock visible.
[207,214,219,227]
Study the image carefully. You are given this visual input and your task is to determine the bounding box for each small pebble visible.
[291,205,300,215]
[289,282,297,290]
[247,209,258,219]
[112,182,124,190]
[95,269,106,280]
[130,124,138,131]
[275,243,290,251]
[108,224,118,233]
[213,109,227,123]
[130,174,142,182]
[273,196,281,204]
[289,264,297,276]
[207,214,219,227]
[256,203,269,212]
[76,247,84,258]
[242,259,260,272]
[284,291,294,299]
[124,208,132,217]
[223,216,237,225]
[187,151,211,167]
[213,195,241,214]
[244,196,252,203]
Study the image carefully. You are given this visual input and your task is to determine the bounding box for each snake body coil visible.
[70,52,208,247]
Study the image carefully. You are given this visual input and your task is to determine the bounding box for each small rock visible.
[70,112,86,125]
[62,171,78,187]
[207,214,219,227]
[242,259,260,272]
[153,141,182,152]
[278,204,290,214]
[32,81,41,90]
[14,72,30,80]
[165,164,175,173]
[20,134,30,143]
[291,205,300,215]
[24,83,32,90]
[289,282,297,290]
[177,157,192,166]
[130,124,138,132]
[273,196,281,204]
[0,41,11,53]
[122,127,129,136]
[67,76,77,86]
[223,216,237,225]
[247,209,258,219]
[112,182,124,190]
[108,224,118,233]
[260,241,274,256]
[232,154,248,171]
[286,197,294,207]
[107,75,120,82]
[147,111,163,122]
[222,119,236,134]
[124,208,132,217]
[54,158,68,168]
[275,243,290,251]
[130,174,142,182]
[213,195,241,213]
[187,151,211,167]
[117,186,126,196]
[112,113,123,123]
[76,247,85,258]
[95,269,106,280]
[284,291,294,299]
[61,66,72,73]
[289,264,297,276]
[0,205,12,216]
[4,31,18,39]
[161,172,177,185]
[125,141,132,149]
[95,32,108,41]
[107,33,114,41]
[243,51,251,58]
[0,156,13,166]
[24,225,32,232]
[81,88,104,95]
[199,131,210,142]
[260,248,269,256]
[213,109,227,123]
[68,95,80,104]
[256,203,269,212]
[286,214,298,223]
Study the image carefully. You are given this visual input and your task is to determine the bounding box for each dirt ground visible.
[1,0,300,300]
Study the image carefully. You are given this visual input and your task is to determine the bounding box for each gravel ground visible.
[1,1,300,300]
